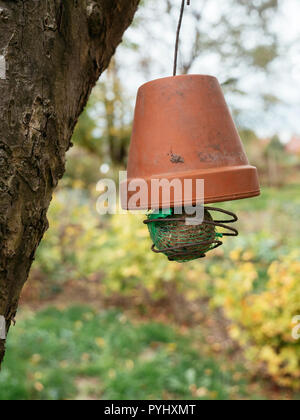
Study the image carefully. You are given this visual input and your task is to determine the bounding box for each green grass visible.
[0,306,261,401]
[218,184,300,253]
[223,184,300,212]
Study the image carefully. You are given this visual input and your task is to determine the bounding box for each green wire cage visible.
[144,207,238,263]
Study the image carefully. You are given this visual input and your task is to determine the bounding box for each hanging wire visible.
[173,0,190,76]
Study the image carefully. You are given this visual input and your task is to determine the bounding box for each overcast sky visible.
[114,0,300,141]
[271,0,300,140]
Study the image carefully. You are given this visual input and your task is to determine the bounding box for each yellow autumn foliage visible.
[212,252,300,389]
[32,190,300,390]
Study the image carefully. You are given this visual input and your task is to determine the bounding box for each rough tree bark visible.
[0,0,140,365]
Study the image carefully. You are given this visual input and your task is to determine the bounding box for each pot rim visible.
[138,74,218,91]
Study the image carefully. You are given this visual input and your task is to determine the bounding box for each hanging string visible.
[173,0,190,76]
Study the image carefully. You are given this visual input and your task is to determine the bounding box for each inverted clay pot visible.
[121,75,260,210]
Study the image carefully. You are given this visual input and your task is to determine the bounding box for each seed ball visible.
[147,209,216,262]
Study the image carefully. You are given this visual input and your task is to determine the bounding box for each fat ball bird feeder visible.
[121,0,260,262]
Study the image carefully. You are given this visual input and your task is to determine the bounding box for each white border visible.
[0,56,6,80]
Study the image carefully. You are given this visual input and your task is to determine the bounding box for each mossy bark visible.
[0,0,140,365]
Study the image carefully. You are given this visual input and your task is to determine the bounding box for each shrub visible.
[212,251,300,389]
[96,212,209,302]
[30,187,300,390]
[31,191,208,303]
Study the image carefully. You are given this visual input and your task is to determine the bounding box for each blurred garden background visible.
[1,0,300,400]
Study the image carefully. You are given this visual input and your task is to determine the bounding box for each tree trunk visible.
[0,0,140,365]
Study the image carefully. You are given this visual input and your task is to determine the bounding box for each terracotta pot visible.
[121,75,260,210]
